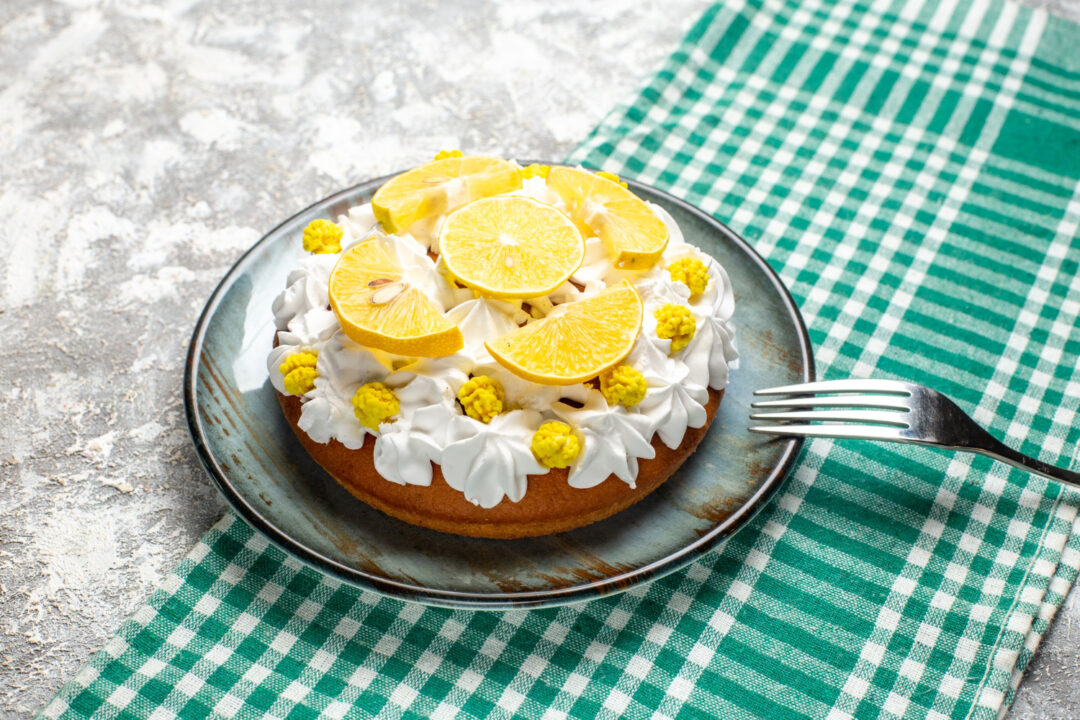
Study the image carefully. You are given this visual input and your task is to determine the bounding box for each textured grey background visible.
[1,1,1078,717]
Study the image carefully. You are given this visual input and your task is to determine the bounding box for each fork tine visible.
[749,424,907,441]
[751,395,910,410]
[754,379,913,396]
[749,410,910,427]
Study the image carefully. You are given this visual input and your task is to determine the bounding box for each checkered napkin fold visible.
[41,0,1080,718]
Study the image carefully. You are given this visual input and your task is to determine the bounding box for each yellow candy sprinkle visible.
[434,149,464,160]
[596,170,629,188]
[352,382,400,430]
[302,219,343,254]
[283,367,318,395]
[654,304,696,353]
[457,376,505,424]
[599,365,647,407]
[521,163,551,179]
[279,351,318,376]
[531,421,581,469]
[280,352,319,395]
[668,257,710,299]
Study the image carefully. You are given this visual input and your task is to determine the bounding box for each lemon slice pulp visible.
[439,196,585,299]
[372,155,522,233]
[546,166,668,270]
[328,239,463,357]
[485,280,643,385]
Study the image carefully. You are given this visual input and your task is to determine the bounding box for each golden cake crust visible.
[278,388,722,539]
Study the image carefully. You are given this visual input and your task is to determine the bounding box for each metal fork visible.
[749,379,1080,487]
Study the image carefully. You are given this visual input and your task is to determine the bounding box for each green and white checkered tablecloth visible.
[40,0,1080,717]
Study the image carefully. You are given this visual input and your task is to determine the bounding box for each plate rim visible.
[183,162,816,609]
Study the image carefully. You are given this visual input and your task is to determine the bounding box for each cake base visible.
[278,389,722,539]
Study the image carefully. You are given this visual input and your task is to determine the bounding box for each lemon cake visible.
[268,154,739,538]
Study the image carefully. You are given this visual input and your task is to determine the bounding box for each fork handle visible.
[971,434,1080,488]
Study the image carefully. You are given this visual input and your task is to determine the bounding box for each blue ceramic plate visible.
[184,166,814,610]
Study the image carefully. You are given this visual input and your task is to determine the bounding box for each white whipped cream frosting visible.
[270,167,739,507]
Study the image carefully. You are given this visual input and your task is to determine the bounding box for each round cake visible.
[268,154,739,539]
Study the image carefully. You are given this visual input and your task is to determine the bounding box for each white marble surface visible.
[1,1,1077,717]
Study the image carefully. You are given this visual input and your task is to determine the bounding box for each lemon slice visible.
[485,280,643,385]
[439,196,585,299]
[329,239,463,357]
[372,155,522,233]
[546,166,668,270]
